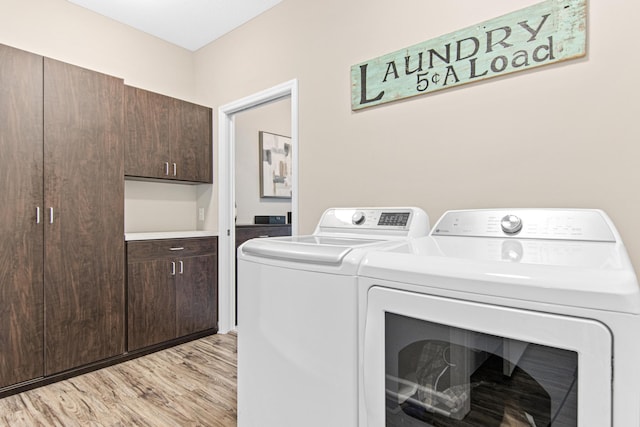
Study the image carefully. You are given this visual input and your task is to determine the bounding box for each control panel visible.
[431,209,616,242]
[317,207,429,237]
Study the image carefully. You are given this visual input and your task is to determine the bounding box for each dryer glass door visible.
[363,287,612,427]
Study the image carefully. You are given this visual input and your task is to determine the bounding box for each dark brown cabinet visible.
[235,224,293,248]
[0,44,45,388]
[176,253,217,336]
[0,44,125,388]
[43,58,125,375]
[127,237,218,351]
[124,85,212,183]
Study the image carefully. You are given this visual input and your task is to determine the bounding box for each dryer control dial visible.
[352,211,366,225]
[501,214,523,234]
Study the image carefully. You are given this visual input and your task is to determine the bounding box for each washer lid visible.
[241,236,384,265]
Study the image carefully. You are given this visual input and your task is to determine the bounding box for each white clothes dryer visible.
[237,207,430,427]
[358,209,640,427]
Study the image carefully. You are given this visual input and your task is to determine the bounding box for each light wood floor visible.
[0,333,237,426]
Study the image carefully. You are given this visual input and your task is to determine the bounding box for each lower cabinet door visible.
[127,259,176,351]
[127,237,218,352]
[176,254,217,336]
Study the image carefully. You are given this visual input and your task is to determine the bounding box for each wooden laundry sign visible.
[350,0,587,110]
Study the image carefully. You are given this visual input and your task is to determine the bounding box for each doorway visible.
[217,79,299,333]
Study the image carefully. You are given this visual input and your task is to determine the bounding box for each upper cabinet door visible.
[124,85,212,183]
[0,44,45,388]
[171,99,212,183]
[124,86,171,179]
[43,58,125,375]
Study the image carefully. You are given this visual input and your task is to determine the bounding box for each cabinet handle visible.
[172,163,177,176]
[164,162,169,176]
[179,260,184,274]
[49,207,54,224]
[259,235,270,238]
[171,261,176,276]
[169,247,184,251]
[36,207,41,224]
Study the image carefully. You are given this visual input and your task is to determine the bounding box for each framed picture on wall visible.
[259,131,292,199]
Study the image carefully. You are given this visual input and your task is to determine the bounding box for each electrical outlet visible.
[198,208,205,221]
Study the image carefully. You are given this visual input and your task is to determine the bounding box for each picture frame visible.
[259,131,292,199]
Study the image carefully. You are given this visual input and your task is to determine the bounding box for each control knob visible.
[352,211,366,225]
[500,214,523,235]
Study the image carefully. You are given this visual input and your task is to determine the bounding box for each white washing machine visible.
[237,207,429,427]
[358,209,640,427]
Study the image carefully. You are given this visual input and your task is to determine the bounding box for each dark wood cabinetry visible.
[0,44,45,388]
[124,86,212,183]
[176,253,217,336]
[236,224,293,248]
[172,98,213,183]
[127,237,218,351]
[0,42,218,398]
[123,87,169,180]
[43,58,125,375]
[44,58,124,375]
[0,45,125,388]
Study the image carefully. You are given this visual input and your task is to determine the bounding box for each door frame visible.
[217,79,299,333]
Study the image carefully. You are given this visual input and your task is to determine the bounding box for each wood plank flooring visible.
[0,333,237,426]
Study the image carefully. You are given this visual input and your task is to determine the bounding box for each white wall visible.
[235,98,292,225]
[195,0,640,271]
[124,181,198,232]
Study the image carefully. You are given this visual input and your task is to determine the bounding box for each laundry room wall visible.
[195,0,640,270]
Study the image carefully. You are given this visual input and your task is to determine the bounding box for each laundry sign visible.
[351,0,586,110]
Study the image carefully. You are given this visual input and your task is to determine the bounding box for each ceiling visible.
[67,0,282,51]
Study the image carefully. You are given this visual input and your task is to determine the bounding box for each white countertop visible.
[125,230,218,241]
